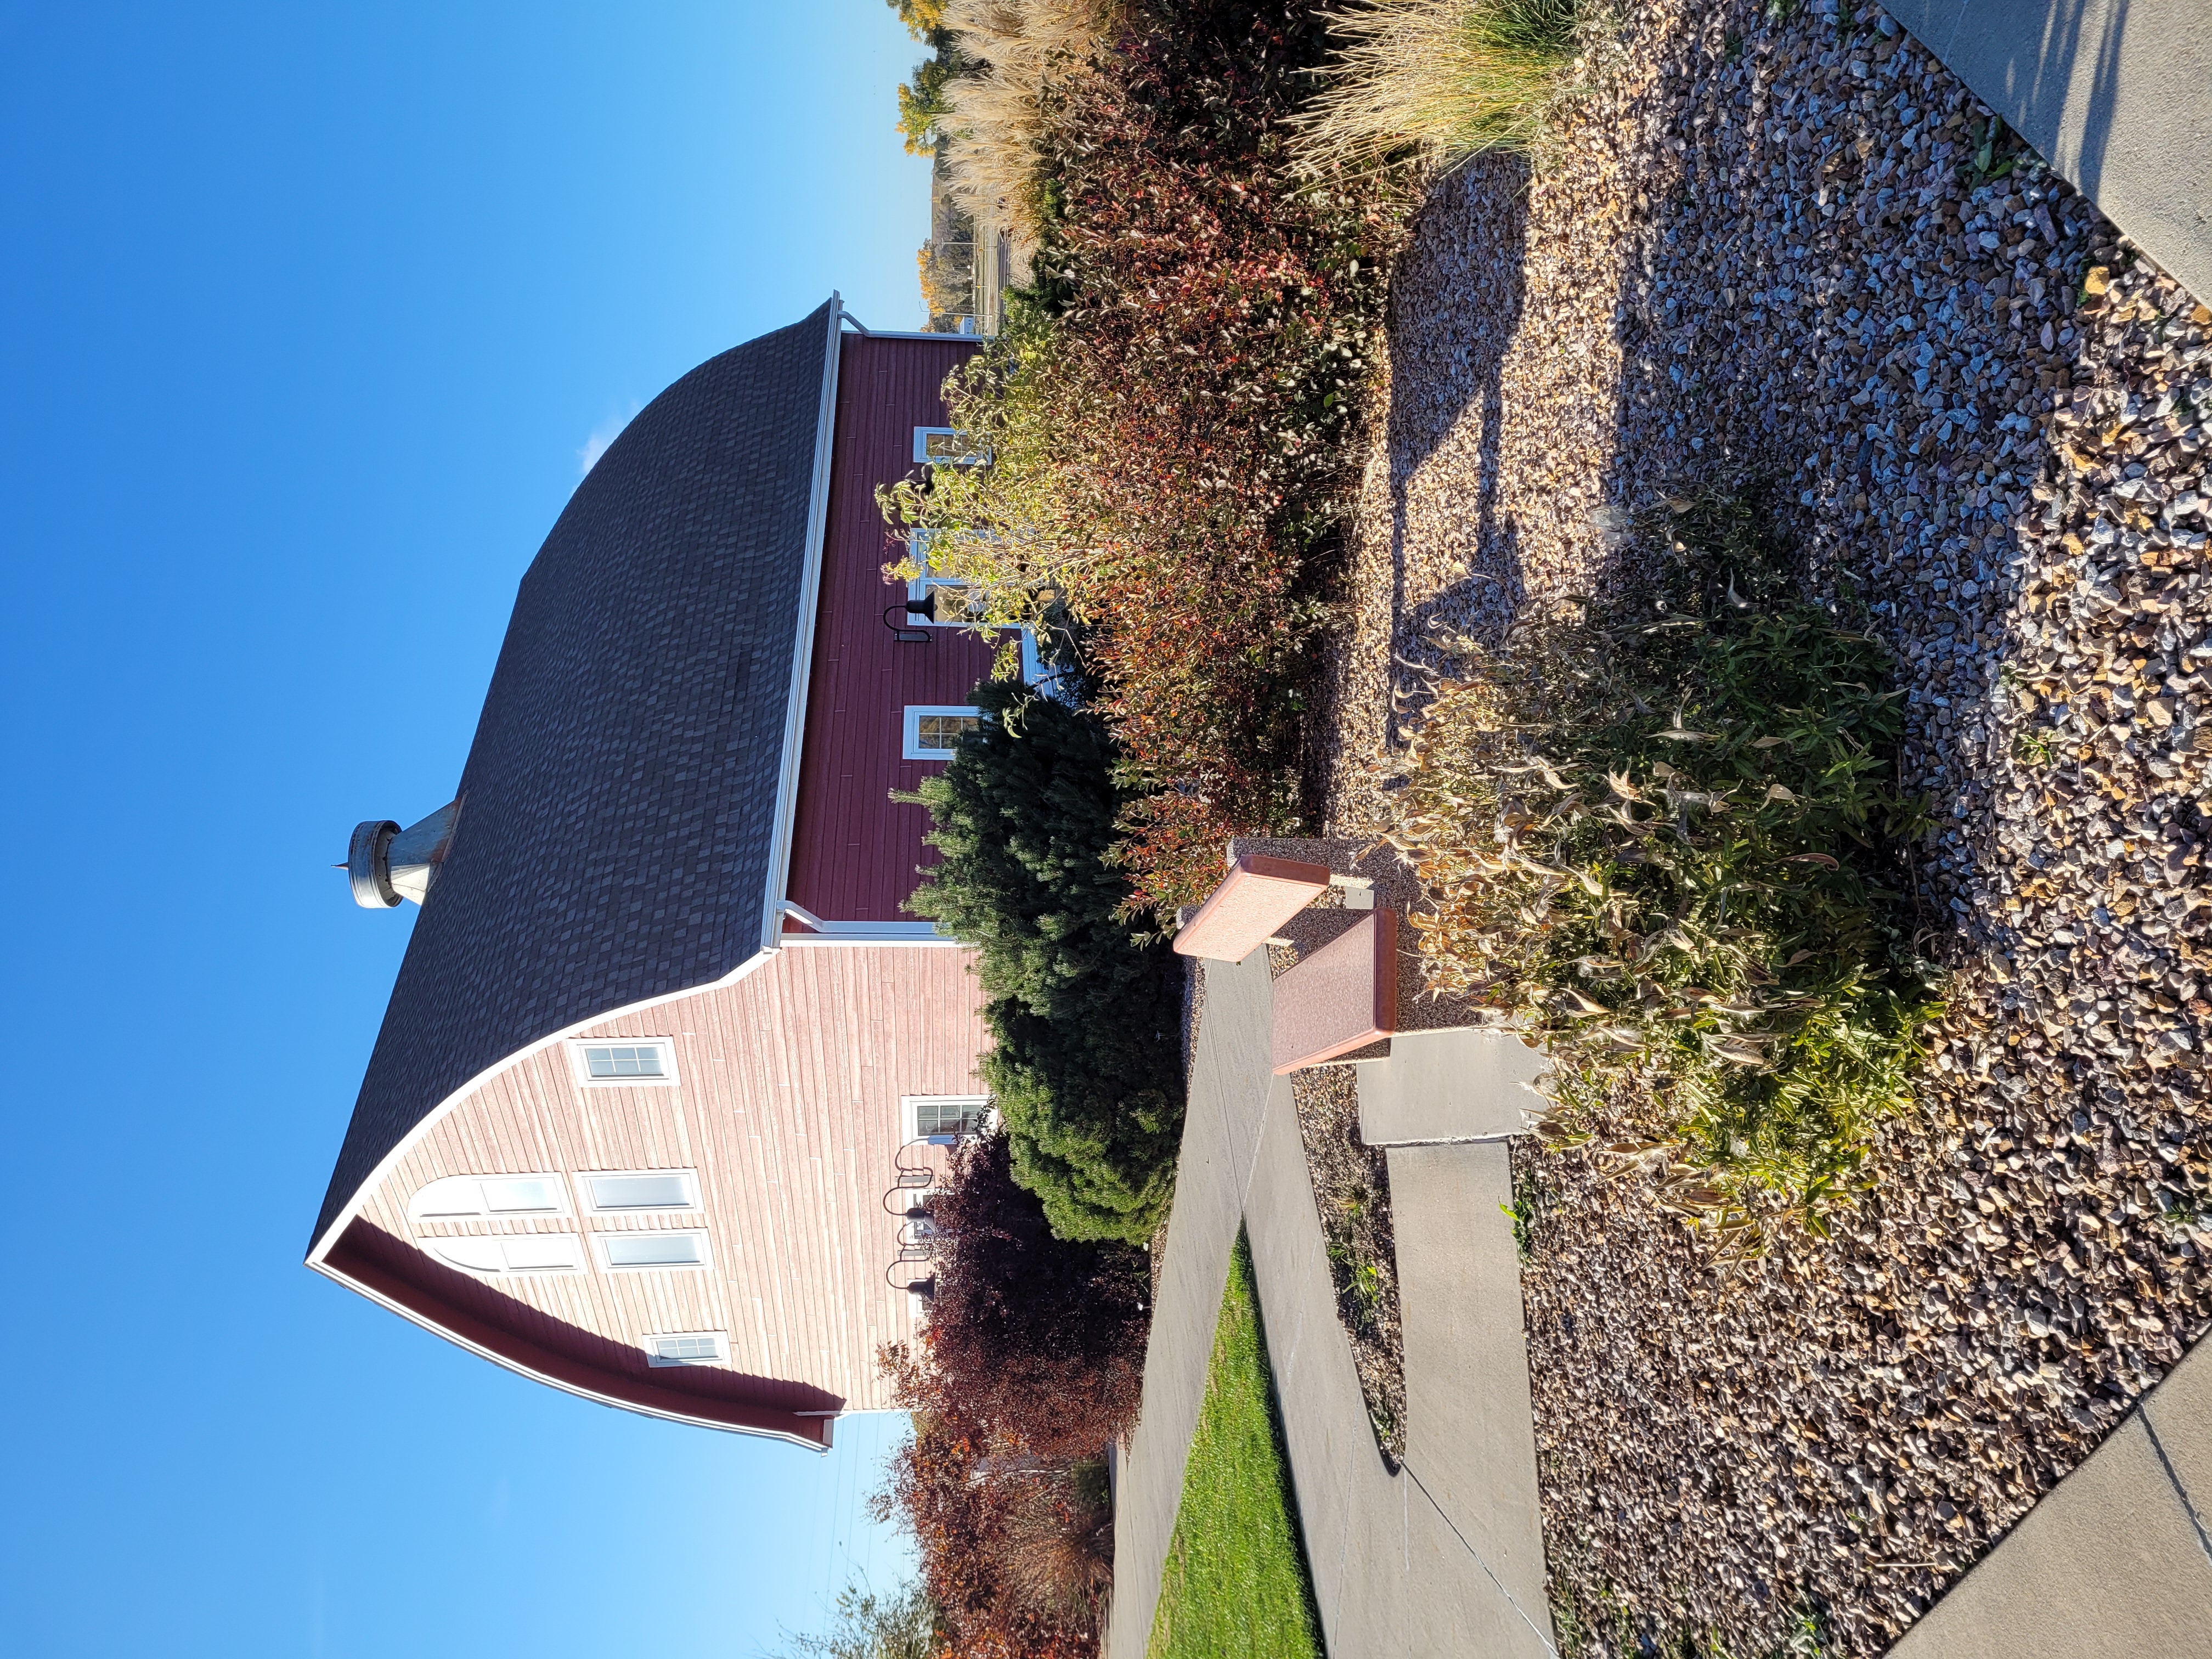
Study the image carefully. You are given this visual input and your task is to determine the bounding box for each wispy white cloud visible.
[578,402,641,475]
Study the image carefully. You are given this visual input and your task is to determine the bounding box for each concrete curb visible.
[1895,0,2211,305]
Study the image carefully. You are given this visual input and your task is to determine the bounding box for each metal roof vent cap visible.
[346,800,459,909]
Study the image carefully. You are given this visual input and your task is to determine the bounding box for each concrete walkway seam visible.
[1404,1460,1560,1659]
[2139,1412,2212,1569]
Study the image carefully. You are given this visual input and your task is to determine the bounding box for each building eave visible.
[312,1222,832,1451]
[758,295,847,956]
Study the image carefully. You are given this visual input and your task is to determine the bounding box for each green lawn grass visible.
[1147,1230,1324,1658]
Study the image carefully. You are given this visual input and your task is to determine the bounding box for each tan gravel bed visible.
[1311,0,2212,1652]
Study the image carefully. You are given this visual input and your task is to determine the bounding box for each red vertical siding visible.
[785,333,996,923]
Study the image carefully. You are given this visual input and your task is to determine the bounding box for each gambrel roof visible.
[311,302,839,1251]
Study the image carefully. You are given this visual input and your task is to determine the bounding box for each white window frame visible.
[904,528,943,602]
[912,426,989,466]
[426,1234,587,1277]
[568,1038,680,1087]
[643,1330,730,1368]
[591,1229,714,1274]
[905,529,980,628]
[903,705,983,761]
[407,1172,573,1223]
[579,1168,702,1215]
[901,1094,995,1144]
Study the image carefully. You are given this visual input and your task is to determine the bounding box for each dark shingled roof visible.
[312,303,834,1248]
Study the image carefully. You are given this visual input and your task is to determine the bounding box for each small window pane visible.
[588,1173,693,1210]
[410,1175,486,1218]
[480,1177,563,1214]
[602,1233,707,1269]
[430,1237,505,1273]
[915,714,980,754]
[584,1043,664,1079]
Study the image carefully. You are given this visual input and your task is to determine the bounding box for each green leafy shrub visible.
[905,680,1184,1242]
[1370,503,1944,1243]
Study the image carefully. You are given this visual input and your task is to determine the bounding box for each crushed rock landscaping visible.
[1310,0,2212,1651]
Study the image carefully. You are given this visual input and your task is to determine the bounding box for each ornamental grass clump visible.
[1294,0,1583,169]
[936,0,1111,236]
[1372,503,1944,1244]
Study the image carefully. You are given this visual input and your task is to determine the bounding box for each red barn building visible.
[309,301,1014,1448]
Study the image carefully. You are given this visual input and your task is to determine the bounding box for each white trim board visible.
[777,900,951,944]
[759,295,847,956]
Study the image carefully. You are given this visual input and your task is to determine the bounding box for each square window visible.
[913,427,990,466]
[902,1096,993,1143]
[905,531,986,628]
[583,1170,699,1212]
[585,1043,663,1079]
[645,1331,729,1368]
[569,1039,679,1087]
[902,705,983,761]
[595,1231,711,1272]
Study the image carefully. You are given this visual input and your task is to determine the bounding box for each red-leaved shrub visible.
[921,1131,1150,1454]
[874,1133,1148,1656]
[1028,0,1413,912]
[891,1,1413,917]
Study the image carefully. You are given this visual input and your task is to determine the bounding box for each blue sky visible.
[0,5,936,1653]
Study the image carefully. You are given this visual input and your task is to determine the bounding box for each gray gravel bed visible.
[1313,0,2212,1652]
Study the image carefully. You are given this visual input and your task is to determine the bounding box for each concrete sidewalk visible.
[1886,1328,2212,1656]
[1894,0,2211,303]
[1107,950,1277,1657]
[1106,953,1555,1658]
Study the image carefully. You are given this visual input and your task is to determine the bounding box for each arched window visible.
[427,1235,585,1276]
[408,1173,569,1222]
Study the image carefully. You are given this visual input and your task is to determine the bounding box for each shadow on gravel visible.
[1517,9,2212,1657]
[1383,153,1533,654]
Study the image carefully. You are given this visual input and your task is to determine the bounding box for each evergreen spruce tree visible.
[905,680,1183,1242]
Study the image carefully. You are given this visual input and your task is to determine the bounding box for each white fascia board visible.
[758,295,846,956]
[776,900,960,946]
